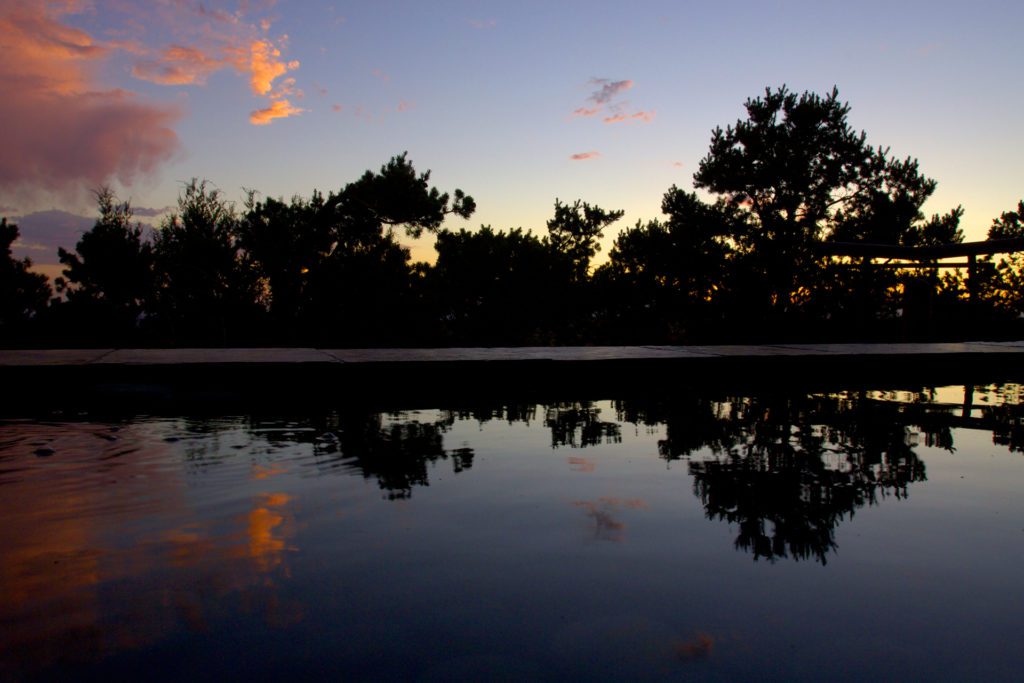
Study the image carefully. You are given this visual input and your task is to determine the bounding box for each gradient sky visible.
[4,0,1023,272]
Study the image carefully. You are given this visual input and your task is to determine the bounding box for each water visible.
[2,386,1024,681]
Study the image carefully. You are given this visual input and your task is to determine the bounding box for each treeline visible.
[3,86,1024,348]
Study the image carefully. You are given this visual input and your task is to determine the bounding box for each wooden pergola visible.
[816,237,1024,305]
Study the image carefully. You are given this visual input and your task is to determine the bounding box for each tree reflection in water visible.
[618,392,940,563]
[217,386,1020,560]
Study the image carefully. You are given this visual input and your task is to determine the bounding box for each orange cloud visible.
[123,6,302,126]
[570,151,601,161]
[250,98,304,125]
[248,38,299,95]
[0,2,179,197]
[244,493,293,573]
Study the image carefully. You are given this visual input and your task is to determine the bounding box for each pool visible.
[2,384,1023,680]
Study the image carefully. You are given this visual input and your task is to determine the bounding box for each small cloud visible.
[396,99,414,112]
[468,18,496,29]
[570,151,600,161]
[249,38,300,96]
[573,498,646,542]
[0,205,17,214]
[571,78,650,123]
[327,6,346,26]
[188,2,238,25]
[604,109,655,125]
[132,43,224,86]
[250,99,304,125]
[371,68,390,82]
[331,103,343,112]
[568,457,595,473]
[272,76,301,99]
[588,78,633,105]
[8,209,95,265]
[672,161,684,168]
[131,205,171,217]
[107,38,148,55]
[572,106,601,118]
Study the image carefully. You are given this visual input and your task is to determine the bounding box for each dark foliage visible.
[4,89,1021,347]
[53,188,155,344]
[0,218,51,341]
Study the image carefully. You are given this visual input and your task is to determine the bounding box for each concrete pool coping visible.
[3,342,1024,409]
[3,340,1024,366]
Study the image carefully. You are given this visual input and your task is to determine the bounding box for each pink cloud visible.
[572,106,601,118]
[603,109,655,124]
[570,151,601,161]
[468,18,496,29]
[568,457,595,473]
[571,78,647,122]
[396,99,414,112]
[673,161,684,168]
[250,99,304,125]
[0,2,180,198]
[371,68,391,82]
[131,44,224,85]
[331,103,344,112]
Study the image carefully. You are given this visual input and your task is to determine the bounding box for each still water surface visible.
[2,386,1024,681]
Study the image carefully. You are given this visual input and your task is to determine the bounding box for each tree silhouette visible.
[693,87,869,317]
[153,179,262,345]
[546,199,623,283]
[599,189,737,342]
[330,152,476,242]
[237,191,333,341]
[694,86,962,330]
[302,153,477,346]
[428,226,556,344]
[980,200,1024,316]
[54,188,155,342]
[0,218,51,340]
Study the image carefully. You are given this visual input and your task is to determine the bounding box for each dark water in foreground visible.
[2,386,1024,681]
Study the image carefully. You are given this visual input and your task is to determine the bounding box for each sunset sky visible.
[4,0,1023,272]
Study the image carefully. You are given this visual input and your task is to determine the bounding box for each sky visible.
[4,0,1024,277]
